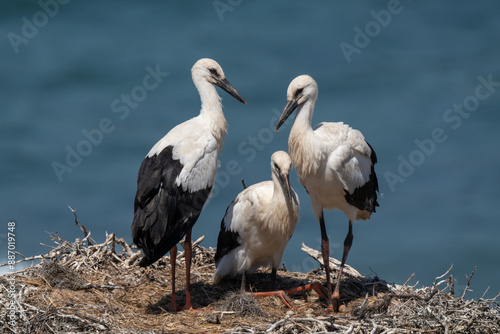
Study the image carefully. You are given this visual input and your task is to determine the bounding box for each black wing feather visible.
[343,141,379,213]
[131,145,211,267]
[214,201,241,266]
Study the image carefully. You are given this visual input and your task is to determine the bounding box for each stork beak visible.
[275,98,298,131]
[215,78,247,104]
[281,172,293,204]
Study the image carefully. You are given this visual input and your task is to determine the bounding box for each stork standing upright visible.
[275,75,379,311]
[131,58,246,311]
[213,151,300,292]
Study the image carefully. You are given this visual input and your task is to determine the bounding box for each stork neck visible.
[196,80,222,112]
[288,99,319,177]
[292,99,315,134]
[195,80,228,150]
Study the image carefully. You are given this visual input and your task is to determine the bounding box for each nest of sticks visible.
[1,215,499,333]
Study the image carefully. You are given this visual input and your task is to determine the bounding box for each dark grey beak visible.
[215,78,247,104]
[280,172,293,204]
[275,98,298,131]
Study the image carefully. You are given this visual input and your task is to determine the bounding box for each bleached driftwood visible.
[301,242,363,278]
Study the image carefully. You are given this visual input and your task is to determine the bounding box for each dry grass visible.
[1,223,499,333]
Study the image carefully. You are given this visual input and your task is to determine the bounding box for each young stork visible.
[131,58,246,311]
[275,75,379,311]
[213,151,299,293]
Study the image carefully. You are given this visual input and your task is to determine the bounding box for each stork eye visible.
[209,68,218,76]
[274,162,281,173]
[295,88,303,97]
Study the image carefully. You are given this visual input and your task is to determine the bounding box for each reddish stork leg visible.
[178,228,209,313]
[247,282,329,310]
[168,245,179,311]
[246,265,330,310]
[244,268,296,309]
[247,290,296,310]
[332,220,353,311]
[181,227,194,311]
[318,211,333,307]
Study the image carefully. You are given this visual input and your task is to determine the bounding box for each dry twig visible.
[68,206,94,246]
[1,223,498,334]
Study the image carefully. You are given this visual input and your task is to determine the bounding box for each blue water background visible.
[1,0,499,299]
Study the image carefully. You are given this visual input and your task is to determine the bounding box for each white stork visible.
[131,58,246,311]
[213,151,300,293]
[275,75,379,311]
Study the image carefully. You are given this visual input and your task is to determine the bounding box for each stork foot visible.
[181,306,209,313]
[246,290,296,310]
[281,282,329,301]
[330,291,341,313]
[180,301,211,313]
[165,299,181,312]
[246,282,330,310]
[181,302,193,312]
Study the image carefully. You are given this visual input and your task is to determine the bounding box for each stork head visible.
[271,151,293,204]
[191,58,246,104]
[275,75,318,130]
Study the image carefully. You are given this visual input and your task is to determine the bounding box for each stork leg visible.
[181,227,194,311]
[246,290,296,310]
[243,267,295,309]
[319,211,333,304]
[246,282,329,310]
[245,268,330,310]
[240,271,247,293]
[270,268,277,291]
[169,245,179,311]
[332,220,353,311]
